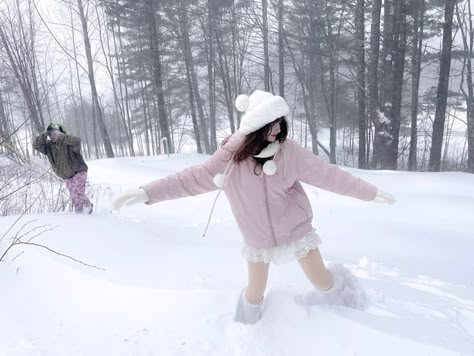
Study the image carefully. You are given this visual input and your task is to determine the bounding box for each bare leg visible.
[245,261,270,303]
[298,248,333,290]
[297,249,368,309]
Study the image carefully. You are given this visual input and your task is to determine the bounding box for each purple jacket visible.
[141,135,377,249]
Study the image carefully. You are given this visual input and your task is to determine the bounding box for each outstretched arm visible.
[290,140,393,203]
[140,147,232,204]
[111,136,239,210]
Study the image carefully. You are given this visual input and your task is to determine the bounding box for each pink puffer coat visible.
[141,135,377,249]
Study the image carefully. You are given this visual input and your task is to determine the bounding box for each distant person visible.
[111,90,395,324]
[34,123,93,214]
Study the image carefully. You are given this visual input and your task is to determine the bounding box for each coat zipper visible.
[263,174,276,243]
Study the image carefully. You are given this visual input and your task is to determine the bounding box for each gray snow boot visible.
[84,203,94,215]
[234,289,263,324]
[296,264,368,309]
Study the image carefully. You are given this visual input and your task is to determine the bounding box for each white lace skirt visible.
[242,228,322,264]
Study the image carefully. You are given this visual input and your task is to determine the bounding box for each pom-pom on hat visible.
[236,90,290,136]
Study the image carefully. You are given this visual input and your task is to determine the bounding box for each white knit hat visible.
[236,90,290,135]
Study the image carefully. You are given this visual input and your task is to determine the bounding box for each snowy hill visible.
[1,154,474,356]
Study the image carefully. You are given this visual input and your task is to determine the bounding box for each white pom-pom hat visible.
[210,90,288,190]
[236,90,290,135]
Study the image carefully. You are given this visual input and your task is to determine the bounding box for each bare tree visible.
[277,0,284,97]
[368,0,382,167]
[174,0,211,153]
[205,0,217,150]
[262,0,270,91]
[456,0,474,173]
[320,3,343,164]
[388,0,408,169]
[372,0,395,169]
[147,0,174,154]
[0,0,45,133]
[409,0,425,171]
[355,0,366,168]
[429,0,455,171]
[97,2,135,156]
[68,3,91,158]
[76,0,114,158]
[286,0,323,156]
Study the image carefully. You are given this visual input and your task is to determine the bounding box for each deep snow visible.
[1,153,473,356]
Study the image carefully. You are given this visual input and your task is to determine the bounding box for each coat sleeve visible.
[140,145,235,205]
[290,140,377,201]
[33,134,48,155]
[63,135,82,153]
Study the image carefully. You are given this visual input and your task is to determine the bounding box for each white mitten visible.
[111,188,149,210]
[373,189,396,204]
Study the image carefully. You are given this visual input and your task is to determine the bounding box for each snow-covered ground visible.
[1,153,473,356]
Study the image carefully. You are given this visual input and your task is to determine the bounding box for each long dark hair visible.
[233,116,288,167]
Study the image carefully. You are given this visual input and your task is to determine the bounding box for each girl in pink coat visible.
[112,90,395,324]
